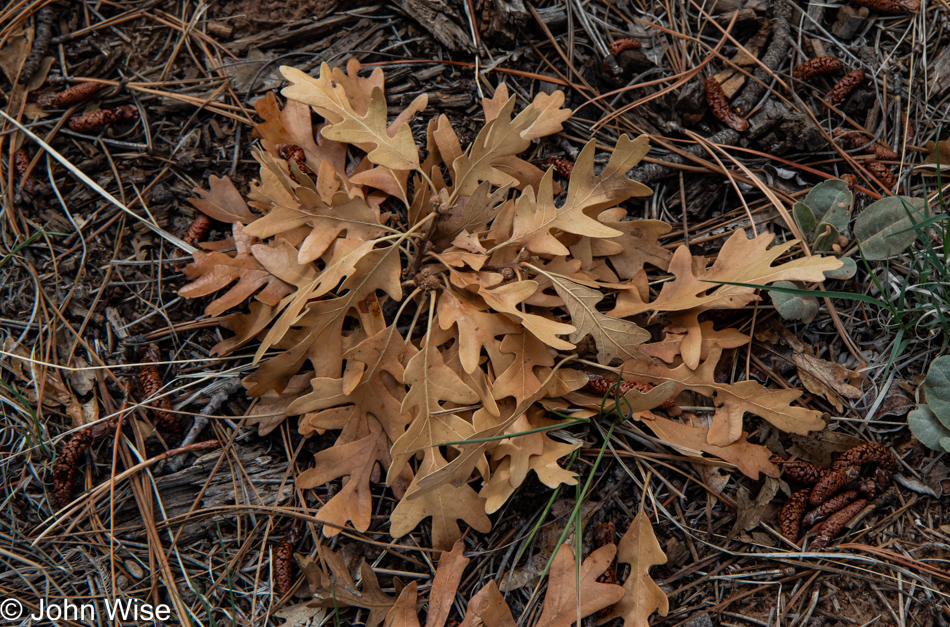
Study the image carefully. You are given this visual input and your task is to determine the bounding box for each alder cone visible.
[609,38,642,56]
[866,161,897,188]
[704,77,748,132]
[41,82,101,108]
[53,429,93,507]
[823,70,865,109]
[812,498,866,549]
[793,57,843,81]
[779,489,811,541]
[68,105,138,133]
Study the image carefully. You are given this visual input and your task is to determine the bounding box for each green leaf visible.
[907,405,950,452]
[793,202,816,237]
[813,222,840,252]
[923,355,950,429]
[823,257,856,280]
[804,179,852,229]
[769,280,819,323]
[853,196,927,260]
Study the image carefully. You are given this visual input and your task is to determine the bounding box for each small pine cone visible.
[779,489,812,541]
[704,77,748,132]
[609,38,642,56]
[793,57,843,81]
[823,70,865,110]
[868,143,899,160]
[865,161,897,188]
[802,490,859,527]
[40,82,102,108]
[183,213,212,248]
[274,526,301,597]
[539,156,574,179]
[900,111,915,142]
[277,144,312,181]
[594,521,618,618]
[13,148,36,193]
[810,466,858,506]
[834,128,872,150]
[140,344,181,437]
[832,442,896,471]
[841,174,857,189]
[53,429,94,507]
[811,498,867,549]
[849,0,919,13]
[67,105,139,133]
[773,457,828,485]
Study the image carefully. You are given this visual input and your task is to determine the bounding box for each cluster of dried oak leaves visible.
[179,60,846,624]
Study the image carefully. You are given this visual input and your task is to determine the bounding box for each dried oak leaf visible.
[620,346,824,447]
[643,413,779,479]
[179,225,293,317]
[541,271,650,364]
[189,175,257,224]
[505,134,652,256]
[459,581,516,627]
[281,62,424,172]
[534,544,625,627]
[296,418,390,535]
[600,507,668,627]
[640,321,749,364]
[384,583,421,627]
[305,557,399,627]
[611,229,842,318]
[426,541,469,627]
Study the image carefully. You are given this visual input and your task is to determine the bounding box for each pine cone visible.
[52,429,94,507]
[140,344,181,437]
[865,161,897,188]
[802,490,859,526]
[850,0,919,13]
[810,466,858,506]
[779,489,812,541]
[67,105,138,133]
[832,442,896,471]
[278,144,312,181]
[772,457,827,485]
[40,82,102,108]
[539,156,574,179]
[274,526,301,597]
[823,70,865,110]
[13,148,35,193]
[609,38,642,56]
[793,57,843,81]
[812,498,867,549]
[705,77,749,132]
[183,213,212,248]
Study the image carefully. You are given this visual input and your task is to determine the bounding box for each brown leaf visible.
[459,581,516,627]
[307,559,398,627]
[426,541,470,627]
[603,506,668,627]
[384,583,421,627]
[639,321,749,364]
[644,413,780,479]
[281,63,423,171]
[534,544,625,627]
[620,347,825,447]
[189,175,257,224]
[506,135,652,256]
